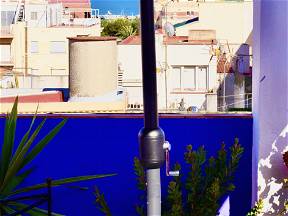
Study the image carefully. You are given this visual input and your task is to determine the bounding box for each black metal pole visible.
[138,0,165,215]
[139,0,165,169]
[140,0,158,129]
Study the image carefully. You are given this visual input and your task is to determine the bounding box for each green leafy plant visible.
[164,163,183,216]
[94,186,112,216]
[246,199,264,216]
[134,157,146,216]
[101,18,140,39]
[134,138,244,216]
[0,97,115,215]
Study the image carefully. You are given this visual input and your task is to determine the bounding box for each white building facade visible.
[0,0,101,89]
[118,34,218,112]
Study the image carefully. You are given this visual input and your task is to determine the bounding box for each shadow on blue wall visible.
[0,115,252,216]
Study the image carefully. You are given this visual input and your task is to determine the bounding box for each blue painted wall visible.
[0,115,252,216]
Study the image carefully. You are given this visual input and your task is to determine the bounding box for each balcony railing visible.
[0,61,14,66]
[0,26,13,37]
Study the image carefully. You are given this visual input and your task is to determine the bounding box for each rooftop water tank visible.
[68,36,118,98]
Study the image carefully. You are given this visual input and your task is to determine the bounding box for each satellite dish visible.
[164,22,175,37]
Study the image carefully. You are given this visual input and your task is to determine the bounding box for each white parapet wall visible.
[0,101,126,114]
[252,1,288,215]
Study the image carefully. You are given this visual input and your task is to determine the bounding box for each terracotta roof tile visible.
[119,35,141,45]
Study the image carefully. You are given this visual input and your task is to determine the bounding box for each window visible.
[0,45,11,61]
[30,12,38,20]
[30,41,39,53]
[50,41,66,53]
[1,11,15,26]
[196,67,208,91]
[31,68,39,75]
[84,12,91,18]
[169,67,181,90]
[169,66,208,92]
[182,67,196,90]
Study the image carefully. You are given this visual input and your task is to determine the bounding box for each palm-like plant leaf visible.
[22,118,67,168]
[0,98,116,215]
[11,105,39,165]
[0,97,18,185]
[10,202,64,216]
[0,119,47,191]
[1,168,34,196]
[9,174,116,196]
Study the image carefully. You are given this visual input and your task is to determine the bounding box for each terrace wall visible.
[0,114,252,216]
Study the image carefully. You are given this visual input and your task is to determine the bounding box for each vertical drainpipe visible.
[138,0,165,215]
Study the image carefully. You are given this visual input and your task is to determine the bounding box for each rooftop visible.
[67,36,117,41]
[120,35,217,45]
[48,0,90,6]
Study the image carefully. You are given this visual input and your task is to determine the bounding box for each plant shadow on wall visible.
[0,97,115,215]
[134,139,244,216]
[257,124,288,215]
[247,151,288,216]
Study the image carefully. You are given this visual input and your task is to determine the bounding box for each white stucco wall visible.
[252,1,288,215]
[175,2,253,45]
[118,42,218,111]
[27,25,100,76]
[118,45,142,81]
[24,3,62,27]
[167,45,212,65]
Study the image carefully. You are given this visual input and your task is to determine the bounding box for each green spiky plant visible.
[94,186,112,216]
[184,140,244,216]
[134,139,244,216]
[246,199,263,216]
[163,163,183,216]
[0,97,115,215]
[134,157,146,216]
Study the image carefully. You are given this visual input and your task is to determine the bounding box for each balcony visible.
[0,27,13,39]
[0,60,13,67]
[62,8,100,26]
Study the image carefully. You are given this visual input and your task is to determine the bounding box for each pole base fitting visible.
[138,127,165,169]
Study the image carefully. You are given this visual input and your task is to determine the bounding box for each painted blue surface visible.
[0,116,252,216]
[91,0,140,15]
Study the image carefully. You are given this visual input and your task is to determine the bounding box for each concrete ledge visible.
[0,101,126,114]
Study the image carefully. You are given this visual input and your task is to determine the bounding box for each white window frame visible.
[50,41,66,54]
[196,66,209,91]
[170,66,209,92]
[30,41,39,53]
[30,12,38,20]
[0,44,11,62]
[182,66,196,91]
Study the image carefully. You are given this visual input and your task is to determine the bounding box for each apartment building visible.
[155,0,253,111]
[0,0,101,89]
[118,31,218,112]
